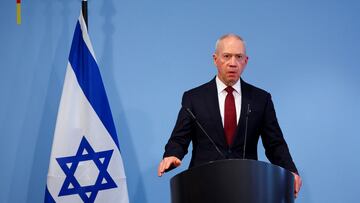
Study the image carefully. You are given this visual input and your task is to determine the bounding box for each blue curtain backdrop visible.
[1,0,359,202]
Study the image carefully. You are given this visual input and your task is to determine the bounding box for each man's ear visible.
[212,54,218,64]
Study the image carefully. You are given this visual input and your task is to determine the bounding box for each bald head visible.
[215,34,246,54]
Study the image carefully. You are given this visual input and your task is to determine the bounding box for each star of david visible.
[56,136,117,202]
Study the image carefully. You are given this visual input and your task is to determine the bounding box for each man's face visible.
[213,37,248,86]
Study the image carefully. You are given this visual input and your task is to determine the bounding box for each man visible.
[158,34,302,198]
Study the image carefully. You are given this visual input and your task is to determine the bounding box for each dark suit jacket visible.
[163,77,298,173]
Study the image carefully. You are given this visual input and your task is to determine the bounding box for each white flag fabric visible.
[45,11,129,203]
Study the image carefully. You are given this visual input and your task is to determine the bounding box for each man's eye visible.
[223,54,230,58]
[236,55,243,59]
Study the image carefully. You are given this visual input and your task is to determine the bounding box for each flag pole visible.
[82,0,88,30]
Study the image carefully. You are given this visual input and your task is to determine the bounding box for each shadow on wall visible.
[5,0,66,202]
[98,0,148,202]
[22,0,73,202]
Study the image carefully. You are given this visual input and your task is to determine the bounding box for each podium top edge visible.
[171,159,293,180]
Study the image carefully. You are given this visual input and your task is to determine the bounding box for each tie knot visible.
[225,86,234,93]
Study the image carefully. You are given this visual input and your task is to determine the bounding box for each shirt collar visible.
[216,76,241,94]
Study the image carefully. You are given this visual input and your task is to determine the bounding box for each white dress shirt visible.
[216,76,242,126]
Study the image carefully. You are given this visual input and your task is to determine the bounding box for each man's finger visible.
[158,160,165,177]
[164,159,174,170]
[174,159,181,166]
[158,158,173,177]
[292,173,302,199]
[157,161,162,176]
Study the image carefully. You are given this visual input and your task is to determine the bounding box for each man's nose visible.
[229,56,237,66]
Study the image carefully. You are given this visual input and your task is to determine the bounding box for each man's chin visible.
[224,80,237,86]
[226,78,239,85]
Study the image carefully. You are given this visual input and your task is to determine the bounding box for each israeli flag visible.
[45,11,129,203]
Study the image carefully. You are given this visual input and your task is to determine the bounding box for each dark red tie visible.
[224,86,237,146]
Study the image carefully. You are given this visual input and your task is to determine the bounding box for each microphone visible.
[185,107,226,159]
[242,104,251,159]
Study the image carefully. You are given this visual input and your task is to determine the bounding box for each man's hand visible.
[292,172,302,198]
[158,156,181,177]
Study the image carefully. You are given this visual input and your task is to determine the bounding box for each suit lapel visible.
[232,79,253,148]
[205,78,227,147]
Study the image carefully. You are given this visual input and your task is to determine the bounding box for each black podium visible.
[170,159,294,203]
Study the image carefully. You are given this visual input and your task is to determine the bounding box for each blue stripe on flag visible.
[68,22,120,150]
[44,186,56,203]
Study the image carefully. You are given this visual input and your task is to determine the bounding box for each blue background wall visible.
[1,0,359,202]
